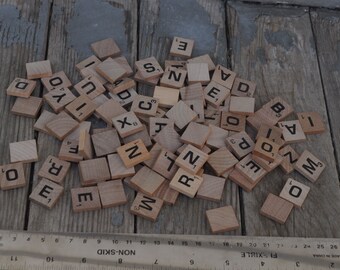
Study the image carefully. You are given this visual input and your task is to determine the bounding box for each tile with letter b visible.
[71,186,101,212]
[38,155,70,184]
[169,168,203,198]
[0,162,26,190]
[294,150,325,183]
[261,97,294,124]
[278,120,306,144]
[279,178,310,208]
[130,192,164,222]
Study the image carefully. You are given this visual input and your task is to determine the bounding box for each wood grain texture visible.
[27,0,137,233]
[137,0,241,234]
[0,0,50,230]
[227,2,340,237]
[234,0,340,9]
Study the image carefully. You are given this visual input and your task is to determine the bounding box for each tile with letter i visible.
[297,111,326,135]
[130,192,164,222]
[112,111,144,138]
[41,71,72,92]
[204,81,230,108]
[253,136,280,162]
[294,150,325,183]
[65,95,97,122]
[0,162,26,190]
[117,139,151,168]
[256,123,285,147]
[74,75,105,99]
[44,87,76,113]
[29,178,64,209]
[278,120,306,144]
[175,144,209,175]
[279,178,310,208]
[131,95,159,117]
[169,168,203,198]
[231,77,256,97]
[75,55,100,71]
[226,131,254,159]
[260,193,294,224]
[7,78,36,98]
[38,155,71,184]
[206,206,239,234]
[71,186,101,212]
[169,37,194,58]
[211,65,236,89]
[135,56,164,79]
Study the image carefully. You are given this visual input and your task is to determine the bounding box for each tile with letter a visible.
[297,111,326,135]
[71,186,101,212]
[279,178,310,208]
[211,65,236,89]
[117,139,151,168]
[278,120,306,144]
[220,112,245,132]
[253,136,280,162]
[46,111,79,140]
[41,71,72,92]
[29,178,64,209]
[279,145,300,174]
[79,157,111,186]
[175,144,209,175]
[11,96,43,118]
[235,154,267,184]
[112,111,144,138]
[98,180,127,208]
[91,38,121,60]
[260,193,294,224]
[76,55,101,71]
[130,166,165,196]
[130,192,164,222]
[10,139,38,163]
[169,168,203,198]
[169,37,194,58]
[294,150,325,183]
[131,95,159,117]
[44,87,76,113]
[7,78,36,98]
[74,75,105,100]
[26,60,52,79]
[135,56,164,79]
[0,162,26,190]
[197,174,226,202]
[226,131,254,159]
[65,95,97,122]
[107,153,135,179]
[152,149,178,180]
[206,206,239,234]
[38,155,70,184]
[231,77,256,97]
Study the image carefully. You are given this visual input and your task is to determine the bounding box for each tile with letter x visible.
[135,56,164,80]
[112,111,144,138]
[0,162,26,190]
[79,157,111,186]
[260,193,294,224]
[170,36,194,58]
[175,144,209,175]
[130,192,164,222]
[226,131,254,159]
[38,155,70,184]
[206,206,239,234]
[41,71,72,92]
[130,166,165,196]
[65,95,97,122]
[71,186,101,212]
[169,168,203,198]
[7,77,36,98]
[117,139,151,168]
[98,180,127,208]
[294,150,325,183]
[29,178,64,209]
[74,75,105,99]
[279,178,310,208]
[207,147,238,176]
[44,87,76,113]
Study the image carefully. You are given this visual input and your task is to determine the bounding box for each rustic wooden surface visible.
[0,0,340,237]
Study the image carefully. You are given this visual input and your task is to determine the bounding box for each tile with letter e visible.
[79,157,111,186]
[220,112,245,132]
[91,38,121,60]
[98,180,127,208]
[165,100,197,130]
[169,36,194,58]
[226,131,254,159]
[135,56,164,79]
[207,147,238,176]
[95,57,126,84]
[175,144,209,175]
[46,111,79,140]
[153,86,179,108]
[187,63,210,85]
[279,178,310,208]
[204,81,230,108]
[235,154,267,184]
[130,192,164,222]
[152,149,178,180]
[71,186,101,212]
[10,139,38,163]
[26,60,52,79]
[180,122,211,149]
[260,193,294,224]
[130,166,165,196]
[0,162,26,190]
[297,111,326,135]
[206,125,229,150]
[11,96,43,118]
[7,78,36,98]
[29,178,64,209]
[75,55,101,71]
[253,136,280,162]
[211,65,236,89]
[38,155,70,184]
[74,75,105,99]
[197,174,226,202]
[169,168,203,198]
[65,95,97,122]
[294,150,325,183]
[278,120,306,144]
[112,111,144,138]
[206,206,239,234]
[107,153,135,179]
[131,95,159,117]
[117,139,151,168]
[229,96,255,116]
[44,87,76,113]
[91,129,121,157]
[279,145,300,174]
[41,71,72,92]
[160,68,187,89]
[231,77,256,97]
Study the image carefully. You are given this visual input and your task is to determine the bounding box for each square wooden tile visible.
[107,153,135,179]
[175,144,209,175]
[71,186,101,212]
[143,143,162,168]
[152,149,178,180]
[139,107,166,124]
[95,99,127,125]
[34,110,57,134]
[78,129,93,160]
[206,125,229,150]
[0,162,26,190]
[41,71,72,91]
[235,154,266,184]
[253,136,280,162]
[135,56,164,79]
[231,77,256,97]
[204,110,221,126]
[279,178,310,208]
[26,60,52,79]
[180,122,211,149]
[206,206,239,233]
[65,95,97,122]
[95,57,126,83]
[204,81,230,108]
[74,75,105,99]
[44,87,76,113]
[7,78,36,98]
[130,166,165,196]
[75,55,101,71]
[38,155,70,184]
[279,145,300,174]
[228,169,257,192]
[197,174,226,202]
[187,54,215,71]
[260,193,294,224]
[134,70,160,85]
[91,129,121,157]
[261,97,294,123]
[278,120,306,144]
[226,131,254,159]
[46,111,79,140]
[165,100,197,130]
[187,63,210,84]
[256,123,284,147]
[105,77,136,94]
[207,147,238,176]
[153,86,180,108]
[149,117,174,137]
[294,150,325,183]
[123,124,152,147]
[183,99,205,123]
[130,192,164,222]
[11,96,43,118]
[109,88,138,107]
[29,178,64,209]
[98,180,127,208]
[58,140,83,163]
[297,111,326,135]
[91,38,121,59]
[131,95,159,117]
[65,121,91,141]
[229,96,255,116]
[211,65,236,89]
[169,37,194,58]
[10,139,38,163]
[160,69,187,89]
[180,82,204,101]
[112,111,144,138]
[79,158,111,186]
[252,154,283,172]
[169,168,203,198]
[80,64,107,85]
[220,112,245,132]
[153,181,179,205]
[117,139,151,168]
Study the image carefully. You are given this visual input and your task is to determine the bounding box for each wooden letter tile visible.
[297,111,325,135]
[91,38,121,59]
[153,86,179,108]
[131,95,159,117]
[279,178,310,208]
[130,166,165,196]
[226,131,255,159]
[169,37,194,58]
[34,110,57,134]
[41,71,72,91]
[197,174,226,202]
[153,181,179,205]
[130,192,164,222]
[117,139,151,168]
[252,154,283,172]
[160,69,187,89]
[46,111,79,140]
[11,96,43,118]
[0,162,26,190]
[79,158,111,186]
[180,82,204,101]
[206,125,229,150]
[91,129,121,157]
[71,186,101,212]
[207,147,238,176]
[187,54,215,71]
[206,206,239,233]
[65,95,97,122]
[229,96,255,116]
[58,140,83,163]
[98,180,127,208]
[95,99,127,125]
[44,87,76,113]
[95,57,126,83]
[10,139,38,163]
[180,122,211,149]
[253,137,280,162]
[135,57,164,79]
[123,124,152,147]
[75,55,101,71]
[279,145,300,174]
[7,78,36,98]
[261,97,294,123]
[183,99,205,123]
[294,150,325,183]
[165,100,197,130]
[152,149,178,180]
[204,110,221,126]
[220,112,246,132]
[228,169,257,192]
[169,168,203,198]
[175,144,209,175]
[38,155,70,184]
[231,78,256,97]
[235,154,266,184]
[256,123,284,147]
[278,120,306,144]
[187,63,210,85]
[107,153,135,179]
[112,111,144,138]
[211,65,236,89]
[26,60,52,79]
[105,77,136,94]
[149,117,174,137]
[74,75,105,99]
[204,81,230,108]
[260,193,294,224]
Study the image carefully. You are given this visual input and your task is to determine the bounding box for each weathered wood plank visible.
[27,0,137,233]
[228,2,340,237]
[137,0,241,235]
[234,0,340,9]
[0,0,50,230]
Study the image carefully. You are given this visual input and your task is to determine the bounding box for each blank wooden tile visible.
[152,149,178,180]
[44,87,76,113]
[11,96,43,118]
[135,57,164,79]
[169,36,194,58]
[165,100,197,130]
[204,110,221,126]
[149,117,174,137]
[38,155,70,184]
[91,129,121,157]
[176,144,209,175]
[65,95,97,122]
[206,125,229,150]
[74,75,105,99]
[105,77,136,94]
[46,111,79,140]
[183,99,205,123]
[235,154,266,184]
[130,192,163,222]
[91,38,121,59]
[187,63,210,84]
[65,121,92,141]
[123,124,152,148]
[71,186,101,212]
[294,150,325,183]
[228,169,257,192]
[253,136,280,162]
[197,174,226,202]
[95,99,127,125]
[231,77,256,97]
[278,120,306,144]
[76,55,101,71]
[211,65,236,89]
[29,178,63,209]
[229,96,255,116]
[107,153,135,179]
[297,111,325,135]
[226,131,254,159]
[131,95,159,117]
[220,112,245,132]
[260,193,294,224]
[143,143,162,168]
[80,63,108,85]
[95,57,126,83]
[117,139,151,168]
[153,181,179,205]
[187,54,215,71]
[10,139,38,163]
[109,88,138,107]
[41,71,72,91]
[79,129,93,160]
[92,94,110,119]
[206,206,239,233]
[58,139,83,163]
[207,147,238,176]
[169,168,203,198]
[279,145,300,174]
[79,158,111,186]
[0,162,26,190]
[180,82,204,101]
[26,60,52,79]
[261,97,294,124]
[256,123,284,147]
[130,166,165,196]
[247,108,275,131]
[98,180,127,208]
[112,111,144,138]
[153,86,179,108]
[204,81,230,108]
[7,78,36,98]
[253,154,283,172]
[279,178,310,208]
[180,122,211,149]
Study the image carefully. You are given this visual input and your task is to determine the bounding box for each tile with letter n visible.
[253,136,280,162]
[294,150,325,183]
[260,193,294,224]
[165,100,197,130]
[46,111,79,140]
[41,71,72,92]
[117,139,151,168]
[226,131,254,159]
[26,60,52,79]
[131,95,159,117]
[10,139,38,163]
[211,65,236,89]
[74,75,105,100]
[206,206,239,234]
[261,97,294,124]
[175,144,209,175]
[206,147,238,176]
[29,178,64,209]
[235,154,267,184]
[220,112,245,132]
[44,87,76,113]
[152,149,178,180]
[65,95,97,122]
[153,86,180,108]
[180,122,211,149]
[11,96,43,118]
[58,140,83,163]
[135,56,164,80]
[279,145,300,174]
[204,81,230,108]
[187,63,210,85]
[169,168,203,198]
[130,192,164,222]
[90,38,121,60]
[279,178,310,208]
[107,153,135,179]
[112,111,144,138]
[91,129,121,157]
[95,57,126,84]
[38,155,70,184]
[231,77,256,97]
[7,78,36,98]
[98,180,127,208]
[297,111,326,135]
[0,162,26,190]
[160,68,187,89]
[79,158,111,186]
[197,174,226,202]
[278,120,306,144]
[169,36,194,58]
[71,186,101,212]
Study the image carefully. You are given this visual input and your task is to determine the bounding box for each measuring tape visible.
[0,230,339,269]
